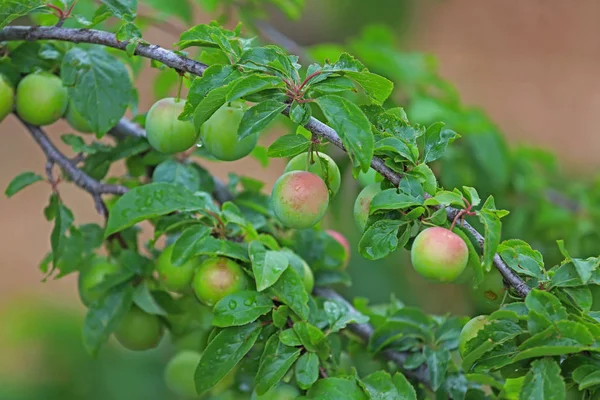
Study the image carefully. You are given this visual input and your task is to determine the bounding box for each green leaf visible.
[369,307,434,353]
[323,299,369,334]
[296,352,319,390]
[272,305,290,329]
[238,46,298,79]
[358,220,404,260]
[170,225,212,266]
[194,323,262,395]
[424,347,450,391]
[177,23,238,50]
[132,283,167,316]
[462,186,481,207]
[462,320,523,371]
[144,0,192,24]
[50,199,74,269]
[255,335,302,395]
[0,0,45,29]
[363,371,412,400]
[578,371,600,390]
[556,240,599,284]
[181,65,241,120]
[104,183,208,237]
[82,284,134,357]
[226,74,285,102]
[279,328,302,346]
[177,235,250,264]
[423,190,466,208]
[238,100,286,140]
[477,196,503,271]
[525,290,567,334]
[392,373,417,400]
[374,137,418,164]
[267,134,311,158]
[421,122,459,163]
[370,189,422,212]
[306,377,368,399]
[293,321,326,353]
[267,267,309,320]
[498,239,544,279]
[5,171,44,197]
[100,0,137,20]
[289,100,312,125]
[315,95,373,172]
[249,241,289,291]
[61,47,132,135]
[344,71,393,104]
[212,291,273,327]
[193,85,232,132]
[152,160,202,192]
[519,359,565,400]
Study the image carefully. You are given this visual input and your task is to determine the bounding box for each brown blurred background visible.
[2,0,599,311]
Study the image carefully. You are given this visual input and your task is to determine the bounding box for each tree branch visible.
[16,115,128,217]
[0,25,530,296]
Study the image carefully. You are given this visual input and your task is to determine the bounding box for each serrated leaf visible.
[393,373,417,400]
[374,137,417,164]
[293,321,326,353]
[177,23,237,50]
[296,352,319,390]
[193,85,232,132]
[344,71,393,104]
[306,377,368,399]
[519,358,565,400]
[362,371,409,400]
[477,197,503,272]
[498,239,544,279]
[104,183,208,237]
[238,46,298,79]
[171,225,212,266]
[322,299,369,334]
[0,0,45,29]
[267,267,309,320]
[358,220,404,260]
[226,74,285,102]
[421,122,459,163]
[132,282,167,316]
[525,289,567,334]
[61,47,132,135]
[212,291,273,327]
[181,65,241,120]
[267,134,311,158]
[369,307,434,353]
[315,95,373,172]
[5,171,44,197]
[249,241,289,291]
[279,328,302,346]
[194,323,261,395]
[556,240,599,284]
[255,335,301,395]
[100,0,137,20]
[238,100,286,140]
[152,160,201,192]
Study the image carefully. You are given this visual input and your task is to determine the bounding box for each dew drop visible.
[228,300,238,310]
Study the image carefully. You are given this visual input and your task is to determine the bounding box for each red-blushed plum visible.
[65,102,93,133]
[271,171,329,229]
[164,350,202,397]
[472,268,508,313]
[284,152,342,195]
[156,244,201,293]
[0,75,14,123]
[353,183,381,232]
[16,72,68,126]
[192,257,249,307]
[326,229,351,269]
[200,103,258,161]
[114,306,163,351]
[410,227,468,282]
[458,315,489,357]
[146,97,198,154]
[78,258,121,307]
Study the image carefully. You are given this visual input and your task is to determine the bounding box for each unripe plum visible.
[357,168,379,188]
[16,72,68,126]
[271,171,329,229]
[146,97,198,154]
[0,75,14,123]
[353,183,381,232]
[458,315,489,357]
[284,152,341,195]
[164,350,202,397]
[410,227,468,282]
[65,102,93,133]
[114,306,163,351]
[326,229,350,269]
[200,103,258,161]
[78,259,121,307]
[251,383,300,400]
[156,244,201,293]
[192,257,249,307]
[471,268,508,313]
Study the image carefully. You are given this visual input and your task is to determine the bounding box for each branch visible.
[0,26,530,296]
[16,115,128,217]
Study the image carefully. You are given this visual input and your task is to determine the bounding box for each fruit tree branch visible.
[0,25,530,297]
[16,115,128,217]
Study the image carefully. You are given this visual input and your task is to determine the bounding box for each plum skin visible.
[16,72,68,126]
[146,97,198,154]
[156,244,201,293]
[114,306,163,351]
[192,257,249,307]
[66,102,93,133]
[472,267,508,313]
[410,227,468,282]
[353,183,381,232]
[78,259,121,307]
[200,104,258,161]
[326,229,350,269]
[458,315,489,357]
[271,171,329,229]
[164,350,202,397]
[284,152,341,195]
[0,75,14,123]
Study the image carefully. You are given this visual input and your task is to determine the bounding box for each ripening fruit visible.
[326,229,350,269]
[0,75,14,123]
[251,384,300,400]
[410,227,468,282]
[357,168,379,188]
[146,97,198,154]
[353,183,381,232]
[65,102,93,133]
[472,268,507,313]
[284,152,342,195]
[114,306,163,351]
[16,72,68,126]
[78,259,121,307]
[200,103,258,161]
[271,171,329,229]
[164,350,202,397]
[156,245,201,293]
[192,257,249,307]
[458,315,489,357]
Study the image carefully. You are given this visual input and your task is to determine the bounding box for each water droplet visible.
[244,298,254,306]
[228,300,238,310]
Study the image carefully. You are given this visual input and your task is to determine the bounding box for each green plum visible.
[192,257,249,307]
[459,315,489,357]
[410,227,468,282]
[284,152,341,195]
[472,268,508,313]
[114,306,163,351]
[357,168,379,187]
[65,102,93,133]
[200,103,258,161]
[0,75,14,123]
[164,350,202,397]
[156,244,201,293]
[78,258,121,307]
[16,72,68,126]
[271,171,329,229]
[146,97,198,154]
[353,183,381,232]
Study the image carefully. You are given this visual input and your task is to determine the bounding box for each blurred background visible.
[2,0,600,398]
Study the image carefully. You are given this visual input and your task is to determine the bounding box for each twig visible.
[0,25,530,296]
[17,115,128,217]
